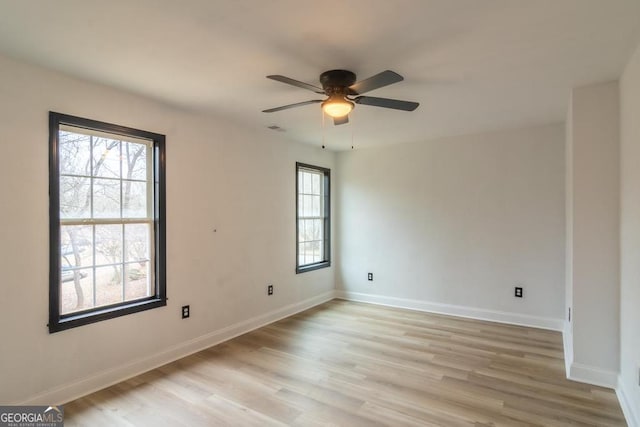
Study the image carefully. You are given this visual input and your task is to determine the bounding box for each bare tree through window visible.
[58,129,152,314]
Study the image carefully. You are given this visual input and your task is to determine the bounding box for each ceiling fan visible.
[262,69,419,125]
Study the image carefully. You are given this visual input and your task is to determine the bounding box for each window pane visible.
[312,240,321,263]
[303,195,313,217]
[60,176,91,218]
[59,131,91,176]
[95,265,124,306]
[93,178,121,218]
[303,172,312,193]
[93,137,121,178]
[311,195,320,216]
[60,267,94,314]
[125,263,152,301]
[61,225,93,267]
[304,220,314,242]
[298,195,304,217]
[313,219,322,241]
[95,224,123,266]
[312,173,320,195]
[300,219,308,242]
[125,223,150,263]
[122,142,148,181]
[305,242,314,265]
[300,243,308,265]
[122,181,147,218]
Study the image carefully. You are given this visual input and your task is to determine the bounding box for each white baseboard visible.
[20,290,335,405]
[335,290,564,331]
[567,362,618,389]
[617,376,639,427]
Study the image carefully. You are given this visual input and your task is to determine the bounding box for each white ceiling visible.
[0,0,639,150]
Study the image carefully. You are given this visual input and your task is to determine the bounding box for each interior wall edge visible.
[17,290,336,406]
[617,376,640,427]
[562,321,573,377]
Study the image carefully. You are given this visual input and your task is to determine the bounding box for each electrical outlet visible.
[368,273,373,281]
[514,287,523,298]
[267,284,273,295]
[181,305,190,319]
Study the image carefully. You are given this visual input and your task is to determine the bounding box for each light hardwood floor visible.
[65,300,626,426]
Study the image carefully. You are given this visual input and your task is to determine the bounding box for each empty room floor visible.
[64,300,626,426]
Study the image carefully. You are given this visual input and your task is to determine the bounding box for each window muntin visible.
[296,163,330,273]
[49,112,166,332]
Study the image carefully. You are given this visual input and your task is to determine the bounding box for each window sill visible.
[296,261,331,274]
[49,297,166,333]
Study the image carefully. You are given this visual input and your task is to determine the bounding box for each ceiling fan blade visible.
[353,96,419,111]
[266,75,325,94]
[262,100,323,113]
[333,115,349,126]
[349,70,404,95]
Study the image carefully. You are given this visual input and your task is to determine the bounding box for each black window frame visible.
[296,162,331,273]
[48,112,167,333]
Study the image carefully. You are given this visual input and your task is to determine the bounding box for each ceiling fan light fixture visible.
[322,95,354,118]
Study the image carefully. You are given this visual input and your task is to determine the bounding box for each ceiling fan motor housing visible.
[319,70,357,94]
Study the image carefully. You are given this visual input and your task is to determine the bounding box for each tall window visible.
[296,162,330,273]
[49,112,166,333]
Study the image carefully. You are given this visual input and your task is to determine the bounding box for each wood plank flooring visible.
[64,300,626,426]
